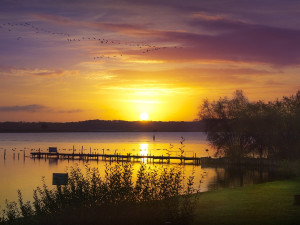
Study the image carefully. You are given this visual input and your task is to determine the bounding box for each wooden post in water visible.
[72,145,75,160]
[4,149,6,160]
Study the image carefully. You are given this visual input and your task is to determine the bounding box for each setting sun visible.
[140,112,149,121]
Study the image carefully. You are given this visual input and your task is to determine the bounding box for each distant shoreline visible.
[0,120,205,133]
[0,130,204,133]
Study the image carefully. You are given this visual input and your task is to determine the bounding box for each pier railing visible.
[30,152,202,165]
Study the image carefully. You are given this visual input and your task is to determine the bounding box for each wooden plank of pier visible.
[30,152,202,165]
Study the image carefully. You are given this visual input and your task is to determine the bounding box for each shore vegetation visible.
[199,90,300,160]
[0,163,199,225]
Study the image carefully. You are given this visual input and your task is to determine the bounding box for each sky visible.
[0,0,300,122]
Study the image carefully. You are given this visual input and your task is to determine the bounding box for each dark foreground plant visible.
[0,163,199,225]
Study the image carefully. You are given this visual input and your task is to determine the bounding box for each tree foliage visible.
[199,90,300,160]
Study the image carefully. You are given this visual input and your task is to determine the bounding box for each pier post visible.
[72,145,75,159]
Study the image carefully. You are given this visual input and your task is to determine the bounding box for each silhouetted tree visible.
[199,90,300,160]
[199,90,252,159]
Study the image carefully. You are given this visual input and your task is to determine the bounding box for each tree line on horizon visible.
[199,90,300,160]
[0,120,204,132]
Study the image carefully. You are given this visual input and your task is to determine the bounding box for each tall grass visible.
[0,163,199,225]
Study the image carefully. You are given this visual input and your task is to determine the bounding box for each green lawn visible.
[192,178,300,225]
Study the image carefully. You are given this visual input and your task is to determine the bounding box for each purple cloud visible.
[0,104,83,113]
[1,0,300,67]
[0,104,46,112]
[136,17,300,66]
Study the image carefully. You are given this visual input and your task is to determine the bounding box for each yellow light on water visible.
[140,143,148,156]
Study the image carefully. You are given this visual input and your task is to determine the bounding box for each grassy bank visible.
[192,177,300,225]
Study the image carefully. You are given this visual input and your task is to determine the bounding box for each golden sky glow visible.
[0,0,300,122]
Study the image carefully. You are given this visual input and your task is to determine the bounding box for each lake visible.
[0,132,291,207]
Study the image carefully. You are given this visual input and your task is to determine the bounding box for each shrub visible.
[1,163,199,225]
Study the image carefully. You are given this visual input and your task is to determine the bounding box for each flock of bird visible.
[0,22,70,37]
[0,21,180,61]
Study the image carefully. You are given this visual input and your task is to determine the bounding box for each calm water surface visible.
[0,132,290,207]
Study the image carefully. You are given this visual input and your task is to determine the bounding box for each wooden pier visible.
[30,152,203,165]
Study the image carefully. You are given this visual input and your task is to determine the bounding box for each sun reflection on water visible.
[139,143,148,163]
[139,143,148,156]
